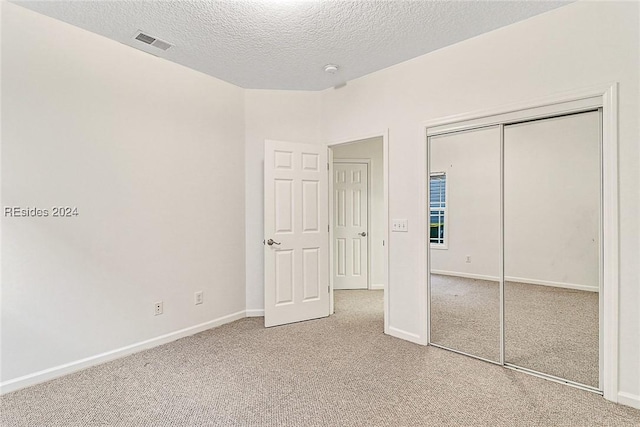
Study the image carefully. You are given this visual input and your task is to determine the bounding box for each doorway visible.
[263,132,389,333]
[329,134,389,328]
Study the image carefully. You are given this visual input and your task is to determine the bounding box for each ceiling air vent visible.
[133,31,172,51]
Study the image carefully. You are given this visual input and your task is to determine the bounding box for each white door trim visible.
[333,159,371,290]
[421,83,619,402]
[328,131,389,334]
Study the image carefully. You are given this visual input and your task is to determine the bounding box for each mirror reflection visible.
[504,111,600,388]
[429,126,501,362]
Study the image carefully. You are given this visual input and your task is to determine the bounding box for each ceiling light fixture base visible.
[324,64,339,74]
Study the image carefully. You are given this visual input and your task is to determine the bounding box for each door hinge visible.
[327,162,330,170]
[328,285,330,293]
[328,224,330,232]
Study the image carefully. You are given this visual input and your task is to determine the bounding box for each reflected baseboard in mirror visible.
[429,274,500,362]
[504,281,599,388]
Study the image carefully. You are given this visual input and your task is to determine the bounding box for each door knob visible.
[266,239,281,246]
[358,232,367,237]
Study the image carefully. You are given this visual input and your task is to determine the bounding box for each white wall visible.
[244,90,322,314]
[320,0,639,403]
[332,137,385,289]
[1,2,246,387]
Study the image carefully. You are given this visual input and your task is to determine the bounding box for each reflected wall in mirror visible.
[429,126,501,362]
[504,111,601,388]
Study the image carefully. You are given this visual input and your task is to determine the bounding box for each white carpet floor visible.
[1,290,638,426]
[430,274,599,388]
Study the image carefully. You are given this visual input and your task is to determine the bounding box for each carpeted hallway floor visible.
[2,290,639,426]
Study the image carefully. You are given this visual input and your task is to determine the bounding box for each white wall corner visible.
[245,309,265,317]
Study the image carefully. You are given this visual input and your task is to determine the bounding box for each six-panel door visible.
[264,140,329,327]
[333,162,369,289]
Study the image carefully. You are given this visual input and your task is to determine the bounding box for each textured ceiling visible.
[13,1,572,91]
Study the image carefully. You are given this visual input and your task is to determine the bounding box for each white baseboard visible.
[505,276,598,293]
[0,310,246,395]
[370,283,385,290]
[431,270,499,282]
[245,309,264,317]
[387,326,425,345]
[430,270,598,293]
[618,391,640,409]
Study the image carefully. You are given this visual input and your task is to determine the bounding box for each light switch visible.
[391,219,408,232]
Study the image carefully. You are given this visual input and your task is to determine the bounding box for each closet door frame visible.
[421,83,618,402]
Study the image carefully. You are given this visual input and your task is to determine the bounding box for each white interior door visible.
[264,140,329,327]
[333,162,368,289]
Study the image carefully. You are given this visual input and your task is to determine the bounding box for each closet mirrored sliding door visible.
[429,126,501,362]
[503,111,601,389]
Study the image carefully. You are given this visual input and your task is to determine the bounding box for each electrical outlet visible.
[195,291,204,305]
[391,219,408,232]
[465,256,471,263]
[154,301,163,316]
